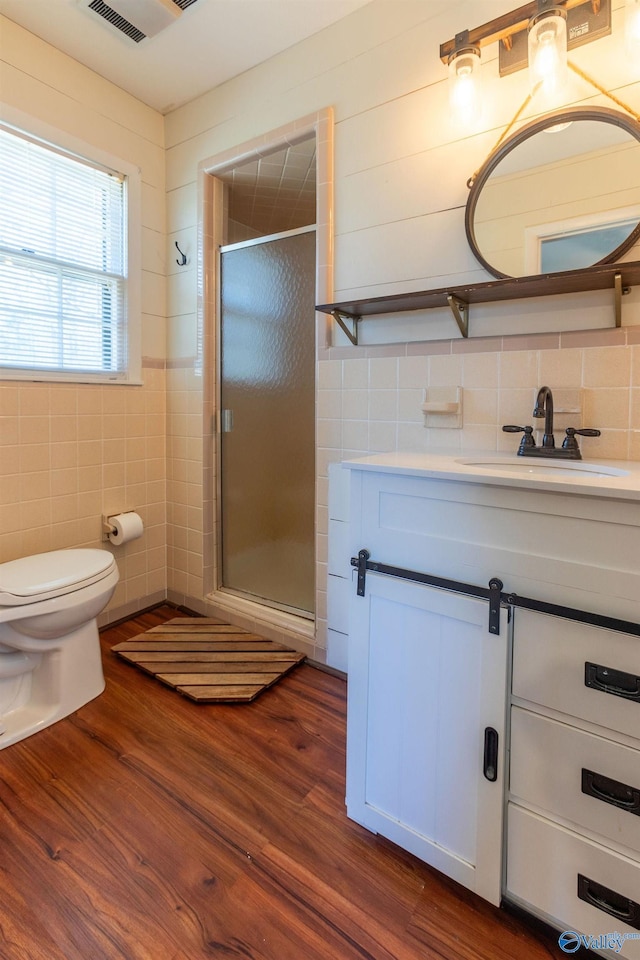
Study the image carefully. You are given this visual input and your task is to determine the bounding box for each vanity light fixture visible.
[527,4,568,99]
[440,0,611,108]
[447,31,483,126]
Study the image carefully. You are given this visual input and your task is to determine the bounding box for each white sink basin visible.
[458,458,629,479]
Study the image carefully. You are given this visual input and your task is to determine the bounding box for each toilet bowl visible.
[0,548,119,749]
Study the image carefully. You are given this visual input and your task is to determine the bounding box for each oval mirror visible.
[465,106,640,280]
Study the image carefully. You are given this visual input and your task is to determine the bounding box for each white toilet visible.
[0,548,119,749]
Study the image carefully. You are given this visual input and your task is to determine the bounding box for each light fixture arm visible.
[439,0,601,63]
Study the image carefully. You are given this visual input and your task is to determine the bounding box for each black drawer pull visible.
[483,727,498,782]
[577,874,640,930]
[584,662,640,703]
[582,769,640,817]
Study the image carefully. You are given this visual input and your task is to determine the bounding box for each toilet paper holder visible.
[102,512,142,543]
[102,515,119,540]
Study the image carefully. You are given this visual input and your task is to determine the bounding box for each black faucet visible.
[533,385,555,448]
[502,384,602,459]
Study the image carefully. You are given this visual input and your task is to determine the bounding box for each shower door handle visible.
[221,409,234,432]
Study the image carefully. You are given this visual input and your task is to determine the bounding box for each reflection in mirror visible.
[465,107,640,280]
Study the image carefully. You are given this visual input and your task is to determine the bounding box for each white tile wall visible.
[326,462,351,672]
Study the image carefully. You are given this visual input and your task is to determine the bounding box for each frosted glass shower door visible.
[219,227,316,616]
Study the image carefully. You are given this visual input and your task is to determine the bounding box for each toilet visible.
[0,548,119,749]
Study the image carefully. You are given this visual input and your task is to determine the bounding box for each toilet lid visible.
[0,549,117,605]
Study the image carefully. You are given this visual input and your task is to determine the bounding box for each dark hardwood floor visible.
[1,605,563,959]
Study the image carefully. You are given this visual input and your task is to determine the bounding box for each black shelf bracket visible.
[332,309,361,346]
[447,293,469,337]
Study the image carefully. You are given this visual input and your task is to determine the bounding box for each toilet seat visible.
[0,549,117,606]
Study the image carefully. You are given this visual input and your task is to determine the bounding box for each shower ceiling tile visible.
[220,138,317,240]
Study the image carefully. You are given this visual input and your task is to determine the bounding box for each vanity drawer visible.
[510,707,640,856]
[507,804,640,958]
[512,608,640,740]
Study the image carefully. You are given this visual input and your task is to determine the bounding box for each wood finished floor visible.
[0,605,563,960]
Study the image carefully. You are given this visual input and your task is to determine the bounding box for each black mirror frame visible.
[465,105,640,281]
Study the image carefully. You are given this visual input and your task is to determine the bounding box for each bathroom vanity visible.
[340,452,640,957]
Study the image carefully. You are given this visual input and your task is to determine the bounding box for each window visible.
[524,206,640,275]
[0,122,140,382]
[539,220,639,273]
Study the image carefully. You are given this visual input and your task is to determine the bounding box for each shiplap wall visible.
[165,0,640,348]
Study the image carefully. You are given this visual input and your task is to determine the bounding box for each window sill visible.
[0,371,144,386]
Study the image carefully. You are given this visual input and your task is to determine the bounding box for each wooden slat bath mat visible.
[111,617,306,703]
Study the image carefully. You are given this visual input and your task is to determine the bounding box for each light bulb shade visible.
[626,0,640,57]
[448,47,482,126]
[528,8,568,99]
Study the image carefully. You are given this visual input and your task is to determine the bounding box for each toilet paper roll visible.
[108,512,144,546]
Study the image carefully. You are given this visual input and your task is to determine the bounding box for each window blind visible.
[0,126,128,378]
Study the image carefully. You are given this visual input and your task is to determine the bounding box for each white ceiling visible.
[0,0,372,114]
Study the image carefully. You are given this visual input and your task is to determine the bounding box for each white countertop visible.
[342,451,640,502]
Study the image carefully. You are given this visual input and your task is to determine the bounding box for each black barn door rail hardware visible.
[353,549,503,634]
[352,548,640,639]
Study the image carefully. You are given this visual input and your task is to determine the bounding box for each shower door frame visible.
[216,223,317,620]
[197,109,334,641]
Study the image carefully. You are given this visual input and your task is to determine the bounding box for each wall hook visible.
[175,241,187,266]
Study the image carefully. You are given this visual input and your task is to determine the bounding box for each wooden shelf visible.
[317,261,640,343]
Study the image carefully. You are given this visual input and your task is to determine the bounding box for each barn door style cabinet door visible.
[346,571,510,906]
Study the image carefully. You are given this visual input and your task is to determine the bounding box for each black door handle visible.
[483,727,498,782]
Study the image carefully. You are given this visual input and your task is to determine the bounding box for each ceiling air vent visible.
[82,0,183,41]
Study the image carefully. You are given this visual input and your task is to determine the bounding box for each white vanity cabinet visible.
[341,454,640,953]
